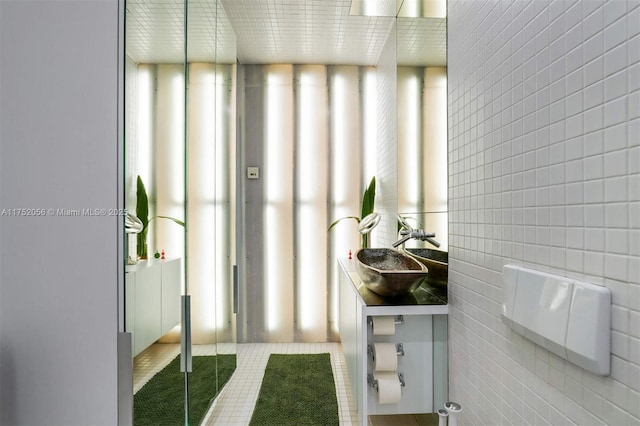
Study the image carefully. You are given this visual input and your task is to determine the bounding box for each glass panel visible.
[349,0,403,16]
[214,0,238,388]
[124,0,188,423]
[185,0,237,419]
[126,0,238,422]
[396,4,448,253]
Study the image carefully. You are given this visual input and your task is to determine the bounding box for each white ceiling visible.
[126,0,445,66]
[396,17,446,66]
[220,0,394,65]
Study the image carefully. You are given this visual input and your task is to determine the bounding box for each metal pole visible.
[181,295,192,425]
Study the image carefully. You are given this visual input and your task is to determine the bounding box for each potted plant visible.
[328,176,377,248]
[136,175,185,259]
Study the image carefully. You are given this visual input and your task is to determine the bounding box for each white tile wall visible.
[448,0,639,424]
[376,22,399,247]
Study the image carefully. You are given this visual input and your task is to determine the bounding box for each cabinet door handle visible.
[233,264,239,314]
[180,295,192,373]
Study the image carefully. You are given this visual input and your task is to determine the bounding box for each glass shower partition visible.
[125,0,236,424]
[185,0,238,422]
[124,0,188,423]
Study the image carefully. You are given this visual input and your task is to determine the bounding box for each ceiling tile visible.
[126,0,445,67]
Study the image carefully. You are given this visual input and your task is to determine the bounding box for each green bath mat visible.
[249,353,339,426]
[134,354,236,426]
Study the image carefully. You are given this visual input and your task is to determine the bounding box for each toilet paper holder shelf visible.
[368,372,405,389]
[368,315,404,329]
[368,343,405,358]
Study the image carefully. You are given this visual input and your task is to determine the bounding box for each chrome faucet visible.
[393,215,441,248]
[392,229,441,248]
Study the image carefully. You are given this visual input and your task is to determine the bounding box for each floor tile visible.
[134,342,428,425]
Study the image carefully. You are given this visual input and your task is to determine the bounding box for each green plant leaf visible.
[134,176,185,259]
[136,175,149,228]
[152,215,185,227]
[327,176,376,243]
[328,176,376,249]
[328,216,360,231]
[362,233,368,249]
[361,176,376,219]
[136,176,150,258]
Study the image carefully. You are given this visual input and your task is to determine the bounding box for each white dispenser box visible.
[501,265,611,376]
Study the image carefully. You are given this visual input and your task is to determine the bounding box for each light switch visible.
[247,167,260,179]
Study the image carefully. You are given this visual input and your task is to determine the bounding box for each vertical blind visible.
[135,63,235,345]
[187,63,236,344]
[397,66,448,250]
[139,63,441,343]
[240,64,377,342]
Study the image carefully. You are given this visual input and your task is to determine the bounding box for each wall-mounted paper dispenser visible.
[501,265,611,376]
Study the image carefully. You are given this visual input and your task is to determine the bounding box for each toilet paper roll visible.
[375,372,402,404]
[371,316,395,335]
[373,343,398,371]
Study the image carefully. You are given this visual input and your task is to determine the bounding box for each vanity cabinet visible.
[125,258,181,357]
[338,259,448,425]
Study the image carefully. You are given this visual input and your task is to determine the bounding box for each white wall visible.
[0,1,121,424]
[376,22,399,247]
[448,0,639,424]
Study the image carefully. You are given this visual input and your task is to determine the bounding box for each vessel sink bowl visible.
[355,248,428,297]
[403,248,448,286]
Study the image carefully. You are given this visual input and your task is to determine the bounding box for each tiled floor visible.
[133,343,179,393]
[134,342,437,425]
[203,342,360,425]
[133,343,228,393]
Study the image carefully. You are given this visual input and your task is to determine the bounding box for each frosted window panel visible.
[264,64,295,342]
[187,63,217,343]
[398,67,422,212]
[422,67,447,213]
[154,65,185,269]
[295,65,329,341]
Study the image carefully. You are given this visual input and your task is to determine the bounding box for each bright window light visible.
[186,64,217,339]
[136,65,153,188]
[398,71,421,210]
[331,72,349,203]
[264,66,294,339]
[295,66,328,339]
[362,68,378,182]
[423,67,447,212]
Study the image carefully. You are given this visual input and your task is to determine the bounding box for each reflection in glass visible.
[185,0,238,416]
[125,0,237,423]
[350,0,446,18]
[350,0,400,16]
[125,0,188,423]
[398,0,446,18]
[396,7,448,252]
[124,0,447,421]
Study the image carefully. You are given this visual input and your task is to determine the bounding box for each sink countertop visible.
[340,258,448,314]
[125,257,180,273]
